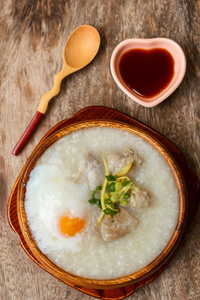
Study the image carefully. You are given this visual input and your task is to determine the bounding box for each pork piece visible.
[76,152,103,191]
[107,148,141,175]
[85,152,103,190]
[129,189,150,208]
[100,207,137,241]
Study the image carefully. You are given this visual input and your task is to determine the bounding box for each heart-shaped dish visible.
[110,38,186,107]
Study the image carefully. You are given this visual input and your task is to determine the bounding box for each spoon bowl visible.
[12,25,100,156]
[64,25,100,68]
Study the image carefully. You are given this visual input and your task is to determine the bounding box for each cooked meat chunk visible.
[129,189,150,208]
[107,148,141,174]
[75,152,103,190]
[84,152,103,190]
[100,208,137,241]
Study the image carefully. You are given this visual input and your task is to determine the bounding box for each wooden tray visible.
[7,106,199,300]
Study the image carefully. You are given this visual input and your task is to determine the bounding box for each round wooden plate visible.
[7,106,199,299]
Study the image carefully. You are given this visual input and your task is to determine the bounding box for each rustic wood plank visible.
[1,0,199,299]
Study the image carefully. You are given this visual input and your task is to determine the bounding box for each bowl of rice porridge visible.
[17,120,187,289]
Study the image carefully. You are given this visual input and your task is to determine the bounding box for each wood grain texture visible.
[1,0,200,300]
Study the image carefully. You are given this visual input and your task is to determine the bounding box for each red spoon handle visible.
[12,111,44,156]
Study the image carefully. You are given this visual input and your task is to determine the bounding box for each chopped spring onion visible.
[88,198,96,204]
[105,175,117,181]
[121,200,128,206]
[123,193,130,199]
[107,182,115,192]
[105,198,112,204]
[119,182,133,202]
[111,194,119,203]
[92,190,96,198]
[96,185,102,191]
[103,208,119,215]
[123,180,132,186]
[115,182,122,192]
[88,198,101,207]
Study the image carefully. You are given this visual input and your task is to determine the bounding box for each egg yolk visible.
[59,214,86,237]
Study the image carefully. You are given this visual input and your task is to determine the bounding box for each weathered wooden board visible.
[1,0,200,300]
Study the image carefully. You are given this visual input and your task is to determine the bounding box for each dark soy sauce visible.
[119,48,175,98]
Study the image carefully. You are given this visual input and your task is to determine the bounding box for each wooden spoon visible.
[12,25,100,155]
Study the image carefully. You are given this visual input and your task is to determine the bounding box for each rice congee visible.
[25,127,179,279]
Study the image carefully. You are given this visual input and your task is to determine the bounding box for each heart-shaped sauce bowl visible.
[110,38,186,107]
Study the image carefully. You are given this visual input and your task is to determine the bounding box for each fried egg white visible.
[25,164,92,254]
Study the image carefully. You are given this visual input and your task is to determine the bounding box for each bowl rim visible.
[17,120,187,288]
[110,37,186,107]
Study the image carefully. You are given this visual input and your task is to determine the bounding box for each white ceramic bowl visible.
[110,38,186,107]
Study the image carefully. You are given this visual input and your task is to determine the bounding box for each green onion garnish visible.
[88,198,101,206]
[88,198,96,204]
[103,208,119,215]
[107,182,115,192]
[123,181,131,186]
[121,200,128,206]
[115,182,122,192]
[92,190,96,198]
[123,193,130,199]
[111,195,119,203]
[104,198,112,204]
[96,185,102,191]
[105,175,117,181]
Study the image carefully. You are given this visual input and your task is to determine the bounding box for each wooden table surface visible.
[1,1,199,299]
